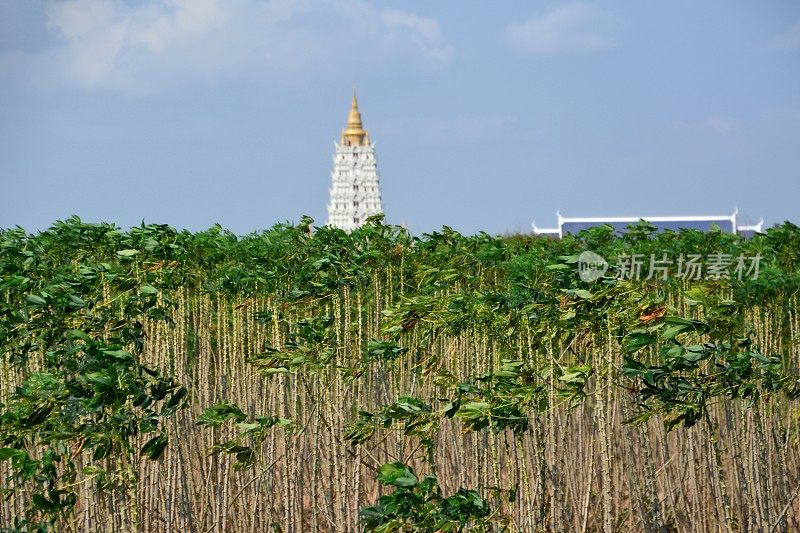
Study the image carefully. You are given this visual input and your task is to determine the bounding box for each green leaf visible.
[25,294,47,306]
[621,356,647,378]
[67,294,86,308]
[237,422,261,432]
[662,317,710,338]
[85,372,114,389]
[139,284,159,295]
[32,493,57,512]
[455,402,489,420]
[0,448,24,460]
[624,332,657,353]
[66,329,91,341]
[234,448,256,469]
[377,462,418,487]
[160,387,188,416]
[559,365,591,384]
[663,324,690,339]
[141,434,168,460]
[102,349,134,362]
[197,402,247,427]
[116,249,140,257]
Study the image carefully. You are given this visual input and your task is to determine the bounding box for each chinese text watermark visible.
[578,252,762,282]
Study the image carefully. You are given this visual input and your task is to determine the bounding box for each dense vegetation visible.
[1,216,799,532]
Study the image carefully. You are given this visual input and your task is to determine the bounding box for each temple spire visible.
[341,88,370,146]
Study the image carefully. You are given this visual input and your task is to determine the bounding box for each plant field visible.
[1,216,799,532]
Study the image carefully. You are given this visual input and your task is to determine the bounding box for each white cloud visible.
[771,20,800,50]
[506,3,611,54]
[3,0,451,94]
[381,9,453,62]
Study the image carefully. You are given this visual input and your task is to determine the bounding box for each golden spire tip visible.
[341,87,368,146]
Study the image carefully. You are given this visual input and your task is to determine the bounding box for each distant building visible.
[532,210,764,239]
[327,90,383,231]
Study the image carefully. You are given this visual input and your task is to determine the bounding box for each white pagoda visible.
[327,90,383,231]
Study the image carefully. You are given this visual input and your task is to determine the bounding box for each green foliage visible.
[622,328,800,430]
[448,359,544,435]
[2,216,800,529]
[247,315,336,374]
[196,402,248,427]
[360,462,501,532]
[0,218,188,528]
[197,403,293,469]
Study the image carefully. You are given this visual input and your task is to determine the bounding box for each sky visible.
[1,0,799,235]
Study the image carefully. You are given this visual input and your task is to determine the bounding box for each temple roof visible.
[532,210,764,238]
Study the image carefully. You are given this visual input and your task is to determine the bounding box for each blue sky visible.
[1,1,798,235]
